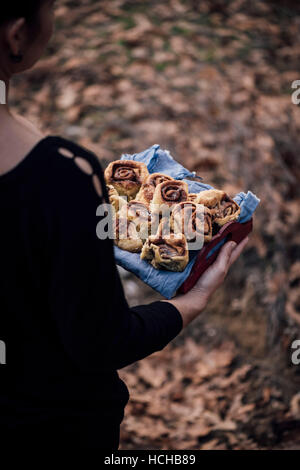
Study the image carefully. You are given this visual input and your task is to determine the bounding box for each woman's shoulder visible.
[36,135,109,203]
[42,135,103,175]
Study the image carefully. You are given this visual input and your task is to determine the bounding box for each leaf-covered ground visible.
[11,0,300,449]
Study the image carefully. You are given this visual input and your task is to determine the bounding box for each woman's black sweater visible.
[0,136,182,448]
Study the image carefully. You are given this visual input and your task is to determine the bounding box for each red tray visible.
[178,218,253,294]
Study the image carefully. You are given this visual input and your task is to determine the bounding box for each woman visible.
[0,0,248,450]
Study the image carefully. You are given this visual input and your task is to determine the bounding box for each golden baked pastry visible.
[136,173,174,204]
[214,194,240,226]
[196,189,240,226]
[119,200,150,220]
[106,184,127,213]
[107,184,118,199]
[104,160,149,200]
[114,215,144,253]
[119,200,151,240]
[171,201,205,249]
[141,229,189,272]
[203,206,213,242]
[196,189,224,209]
[150,180,189,219]
[187,193,203,204]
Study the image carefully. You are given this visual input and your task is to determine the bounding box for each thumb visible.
[217,241,237,270]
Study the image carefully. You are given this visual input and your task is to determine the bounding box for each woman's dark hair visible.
[1,1,46,25]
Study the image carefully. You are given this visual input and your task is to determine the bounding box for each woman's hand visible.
[165,236,249,328]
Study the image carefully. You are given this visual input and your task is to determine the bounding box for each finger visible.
[228,236,249,266]
[216,241,237,272]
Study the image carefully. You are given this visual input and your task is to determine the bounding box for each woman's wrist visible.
[163,290,209,328]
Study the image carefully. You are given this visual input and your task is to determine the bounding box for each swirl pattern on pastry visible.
[196,189,240,226]
[171,202,205,248]
[203,206,213,242]
[150,180,189,219]
[104,159,149,200]
[140,231,189,272]
[214,194,240,226]
[136,173,174,204]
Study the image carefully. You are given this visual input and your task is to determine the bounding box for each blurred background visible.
[11,0,300,449]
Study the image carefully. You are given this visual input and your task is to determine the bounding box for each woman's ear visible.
[5,18,27,57]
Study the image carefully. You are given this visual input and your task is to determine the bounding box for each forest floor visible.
[11,0,300,449]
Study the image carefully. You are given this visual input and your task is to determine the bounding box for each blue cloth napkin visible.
[114,144,260,299]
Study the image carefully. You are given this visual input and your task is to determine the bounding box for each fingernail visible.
[230,241,237,249]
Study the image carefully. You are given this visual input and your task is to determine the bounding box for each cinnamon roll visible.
[119,200,152,240]
[150,180,189,219]
[104,159,149,200]
[187,193,203,204]
[114,215,144,253]
[171,202,205,249]
[107,184,118,199]
[196,189,240,226]
[214,194,240,226]
[196,189,224,210]
[136,173,174,204]
[141,230,189,272]
[106,184,127,213]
